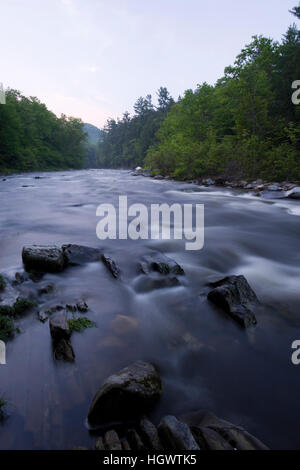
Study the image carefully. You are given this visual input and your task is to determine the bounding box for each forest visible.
[97,5,300,181]
[0,89,87,172]
[0,5,300,180]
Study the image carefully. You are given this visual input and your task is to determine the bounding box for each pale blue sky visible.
[0,0,297,127]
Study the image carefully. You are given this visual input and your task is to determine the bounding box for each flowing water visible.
[0,169,300,450]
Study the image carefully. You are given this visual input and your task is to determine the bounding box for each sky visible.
[0,0,297,128]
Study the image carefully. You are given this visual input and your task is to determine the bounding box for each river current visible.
[0,169,299,449]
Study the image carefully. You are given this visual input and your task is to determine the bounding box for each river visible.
[0,169,300,449]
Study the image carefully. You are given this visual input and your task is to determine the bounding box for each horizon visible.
[0,0,297,128]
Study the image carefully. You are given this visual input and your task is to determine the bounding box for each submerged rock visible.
[110,315,138,336]
[158,415,200,451]
[207,275,258,328]
[62,244,102,266]
[134,276,180,293]
[22,245,65,273]
[87,361,162,425]
[140,252,184,276]
[102,254,120,279]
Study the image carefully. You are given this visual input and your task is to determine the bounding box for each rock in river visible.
[49,311,71,341]
[49,311,75,362]
[158,415,200,450]
[207,275,258,328]
[53,338,75,362]
[22,245,65,272]
[140,252,184,276]
[285,186,300,199]
[62,244,102,265]
[180,410,269,450]
[87,361,162,426]
[101,254,120,279]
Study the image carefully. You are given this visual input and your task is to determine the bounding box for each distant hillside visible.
[83,123,102,145]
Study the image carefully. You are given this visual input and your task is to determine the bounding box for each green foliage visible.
[98,6,300,181]
[68,316,95,333]
[97,88,175,168]
[0,315,15,341]
[0,275,6,292]
[0,91,87,173]
[13,298,37,315]
[0,305,14,316]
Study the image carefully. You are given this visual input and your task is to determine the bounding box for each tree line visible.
[97,4,300,181]
[0,89,87,172]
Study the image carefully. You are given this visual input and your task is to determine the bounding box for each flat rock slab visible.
[158,415,199,451]
[62,244,102,265]
[22,245,65,273]
[88,361,162,425]
[207,275,258,328]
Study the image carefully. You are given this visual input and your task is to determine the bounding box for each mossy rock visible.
[13,298,37,316]
[68,317,95,333]
[0,305,14,317]
[0,315,16,341]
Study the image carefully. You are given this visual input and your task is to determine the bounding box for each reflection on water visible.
[0,169,300,449]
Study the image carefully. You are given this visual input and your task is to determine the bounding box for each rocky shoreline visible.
[132,167,300,199]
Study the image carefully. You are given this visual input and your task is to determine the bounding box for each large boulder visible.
[62,244,102,266]
[140,252,184,276]
[207,275,258,328]
[285,187,300,199]
[180,410,269,450]
[22,245,65,272]
[87,361,162,425]
[158,415,200,451]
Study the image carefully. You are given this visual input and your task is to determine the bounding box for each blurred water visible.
[0,169,300,449]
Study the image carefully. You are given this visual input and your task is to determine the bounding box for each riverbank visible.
[132,168,300,199]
